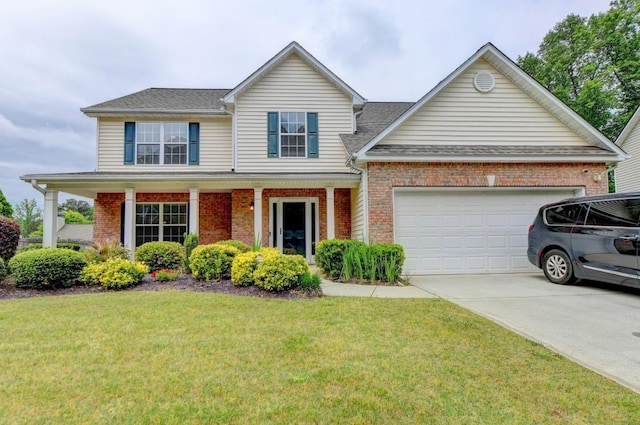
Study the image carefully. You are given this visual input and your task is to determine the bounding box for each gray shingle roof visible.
[340,102,414,154]
[81,88,232,113]
[367,144,617,157]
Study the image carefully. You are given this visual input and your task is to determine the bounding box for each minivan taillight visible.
[528,224,534,232]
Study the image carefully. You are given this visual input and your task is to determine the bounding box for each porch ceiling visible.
[20,172,361,199]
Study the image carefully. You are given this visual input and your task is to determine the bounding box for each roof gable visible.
[354,43,626,161]
[222,41,366,107]
[616,106,640,148]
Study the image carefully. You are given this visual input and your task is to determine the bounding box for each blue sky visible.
[0,0,612,207]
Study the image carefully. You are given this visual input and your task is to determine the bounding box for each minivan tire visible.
[542,249,576,285]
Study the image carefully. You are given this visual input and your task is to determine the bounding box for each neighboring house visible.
[22,42,626,275]
[614,107,640,192]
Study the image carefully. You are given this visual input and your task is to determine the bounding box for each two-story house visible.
[22,41,626,275]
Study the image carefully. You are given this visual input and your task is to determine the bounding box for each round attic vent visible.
[473,72,495,93]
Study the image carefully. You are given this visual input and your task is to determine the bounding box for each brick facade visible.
[367,162,609,244]
[93,188,351,248]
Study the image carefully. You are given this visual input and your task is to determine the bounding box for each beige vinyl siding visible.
[97,117,232,172]
[381,59,588,146]
[616,123,640,192]
[235,55,353,172]
[350,183,364,240]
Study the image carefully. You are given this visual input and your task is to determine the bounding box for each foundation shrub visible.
[134,241,184,272]
[298,270,322,292]
[370,243,405,283]
[8,248,88,289]
[0,257,5,280]
[254,253,308,292]
[20,242,83,252]
[216,239,251,253]
[0,216,21,262]
[84,241,130,264]
[183,233,199,273]
[80,258,148,289]
[189,243,240,281]
[315,239,362,279]
[231,251,260,287]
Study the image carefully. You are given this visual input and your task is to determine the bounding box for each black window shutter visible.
[124,122,135,165]
[307,112,318,158]
[267,112,278,158]
[189,122,200,165]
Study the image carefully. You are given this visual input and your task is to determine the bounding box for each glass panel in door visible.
[283,202,306,256]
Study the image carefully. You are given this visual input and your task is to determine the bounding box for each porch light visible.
[250,201,254,211]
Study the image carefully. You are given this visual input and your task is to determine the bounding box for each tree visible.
[64,210,90,224]
[0,189,13,218]
[59,199,93,222]
[13,198,43,237]
[518,0,640,140]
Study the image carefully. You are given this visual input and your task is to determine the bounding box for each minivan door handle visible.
[620,235,640,241]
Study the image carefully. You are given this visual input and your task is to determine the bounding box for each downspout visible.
[222,104,237,172]
[31,179,45,195]
[347,154,369,243]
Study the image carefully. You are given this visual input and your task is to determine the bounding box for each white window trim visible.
[135,122,188,165]
[135,202,188,246]
[278,111,308,159]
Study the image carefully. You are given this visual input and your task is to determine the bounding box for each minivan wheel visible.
[542,249,576,285]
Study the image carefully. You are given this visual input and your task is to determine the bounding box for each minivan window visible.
[544,203,588,225]
[584,199,640,227]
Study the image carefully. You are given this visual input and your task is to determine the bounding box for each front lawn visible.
[0,292,638,424]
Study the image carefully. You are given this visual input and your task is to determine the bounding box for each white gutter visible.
[30,179,45,195]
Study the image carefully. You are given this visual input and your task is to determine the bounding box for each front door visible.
[270,198,318,263]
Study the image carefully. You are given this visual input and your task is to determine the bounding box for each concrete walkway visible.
[321,273,640,394]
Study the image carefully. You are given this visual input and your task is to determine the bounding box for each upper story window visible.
[267,112,318,158]
[124,122,199,166]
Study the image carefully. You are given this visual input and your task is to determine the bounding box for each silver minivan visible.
[527,192,640,287]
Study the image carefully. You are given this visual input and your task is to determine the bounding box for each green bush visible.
[315,239,364,279]
[21,242,83,252]
[80,258,148,289]
[216,239,251,253]
[190,243,240,281]
[299,271,322,291]
[231,251,260,286]
[135,241,184,272]
[370,243,405,283]
[183,233,199,272]
[9,248,88,289]
[0,216,21,262]
[84,241,130,264]
[0,257,5,280]
[254,254,308,292]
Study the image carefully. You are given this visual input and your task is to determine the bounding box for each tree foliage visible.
[0,190,13,218]
[14,198,42,237]
[64,210,91,224]
[59,199,93,222]
[518,0,640,139]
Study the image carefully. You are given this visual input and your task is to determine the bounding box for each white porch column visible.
[42,190,58,248]
[326,187,335,240]
[253,188,263,246]
[189,188,199,235]
[123,189,135,256]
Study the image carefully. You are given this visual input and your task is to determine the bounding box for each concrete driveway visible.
[411,273,640,393]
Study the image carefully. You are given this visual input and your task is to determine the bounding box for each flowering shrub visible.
[80,258,148,289]
[189,243,240,281]
[254,253,309,292]
[151,269,181,282]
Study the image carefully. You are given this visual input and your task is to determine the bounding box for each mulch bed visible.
[0,274,321,300]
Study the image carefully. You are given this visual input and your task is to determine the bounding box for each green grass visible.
[0,292,639,424]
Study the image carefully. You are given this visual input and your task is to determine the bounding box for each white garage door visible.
[394,189,579,275]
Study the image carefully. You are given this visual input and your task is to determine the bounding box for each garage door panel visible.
[395,189,577,274]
